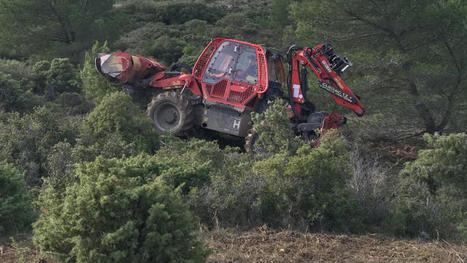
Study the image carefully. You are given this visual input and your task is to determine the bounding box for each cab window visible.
[267,53,285,85]
[203,41,258,85]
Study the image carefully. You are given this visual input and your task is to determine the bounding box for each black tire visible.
[147,90,194,136]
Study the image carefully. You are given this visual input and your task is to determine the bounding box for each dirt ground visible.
[206,227,467,263]
[1,228,465,262]
[0,245,44,263]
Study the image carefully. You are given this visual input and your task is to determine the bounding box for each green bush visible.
[0,163,34,235]
[45,141,77,192]
[32,58,81,98]
[81,91,159,156]
[405,133,466,194]
[253,130,360,231]
[0,72,23,112]
[81,41,118,104]
[189,130,360,231]
[0,71,45,113]
[0,107,69,185]
[33,155,208,262]
[157,137,256,227]
[251,99,303,156]
[0,59,47,113]
[387,133,467,240]
[0,59,33,82]
[148,36,186,65]
[53,92,93,115]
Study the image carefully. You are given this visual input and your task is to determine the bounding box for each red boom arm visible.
[287,45,365,117]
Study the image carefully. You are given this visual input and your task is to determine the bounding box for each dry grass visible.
[2,228,465,262]
[206,226,467,263]
[0,245,45,263]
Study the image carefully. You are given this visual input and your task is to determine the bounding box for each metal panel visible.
[203,105,251,137]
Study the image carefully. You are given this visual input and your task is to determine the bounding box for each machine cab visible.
[193,38,283,111]
[202,41,259,86]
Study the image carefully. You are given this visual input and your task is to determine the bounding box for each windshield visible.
[202,41,258,85]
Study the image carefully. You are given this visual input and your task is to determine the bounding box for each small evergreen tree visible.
[251,99,303,156]
[387,133,467,240]
[33,155,208,262]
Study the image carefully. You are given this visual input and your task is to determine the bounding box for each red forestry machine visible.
[95,38,364,151]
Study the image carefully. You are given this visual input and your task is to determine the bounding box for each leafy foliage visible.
[291,0,467,134]
[405,133,467,195]
[253,131,359,231]
[387,133,467,240]
[81,41,118,103]
[187,131,360,232]
[32,58,80,99]
[0,163,35,236]
[251,99,303,156]
[1,0,466,249]
[0,107,70,186]
[81,91,159,156]
[33,155,208,262]
[0,61,45,113]
[0,0,125,60]
[45,141,77,192]
[0,72,24,112]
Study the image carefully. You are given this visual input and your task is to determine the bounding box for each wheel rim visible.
[154,103,181,132]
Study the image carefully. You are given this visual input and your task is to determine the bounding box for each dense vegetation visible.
[0,0,465,261]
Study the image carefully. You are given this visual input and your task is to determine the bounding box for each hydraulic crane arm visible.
[287,45,365,117]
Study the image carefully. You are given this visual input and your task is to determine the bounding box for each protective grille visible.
[194,45,215,78]
[211,80,227,97]
[228,87,254,103]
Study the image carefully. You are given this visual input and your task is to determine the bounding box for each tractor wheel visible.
[147,90,194,136]
[244,129,259,154]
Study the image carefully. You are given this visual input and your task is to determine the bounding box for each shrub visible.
[386,133,467,240]
[185,145,257,228]
[0,72,23,112]
[53,92,93,115]
[251,99,303,156]
[0,107,68,186]
[404,133,466,194]
[80,41,118,104]
[32,58,80,99]
[46,142,77,192]
[347,144,392,232]
[0,70,44,113]
[81,91,159,156]
[458,212,467,240]
[33,155,208,262]
[148,35,186,66]
[190,130,360,231]
[153,136,261,227]
[0,163,34,235]
[253,130,360,231]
